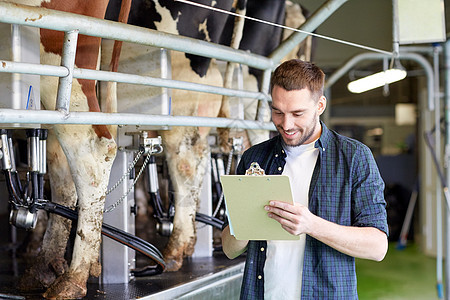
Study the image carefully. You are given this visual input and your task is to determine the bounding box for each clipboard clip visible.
[245,162,265,176]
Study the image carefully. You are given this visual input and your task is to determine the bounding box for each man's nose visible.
[281,116,294,130]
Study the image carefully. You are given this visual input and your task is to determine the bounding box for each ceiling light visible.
[347,68,407,93]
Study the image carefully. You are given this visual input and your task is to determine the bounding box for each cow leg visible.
[159,52,222,271]
[18,130,76,291]
[43,125,116,299]
[161,127,210,271]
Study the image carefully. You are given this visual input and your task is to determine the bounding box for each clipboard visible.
[220,175,299,240]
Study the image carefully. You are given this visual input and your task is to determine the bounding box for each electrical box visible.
[101,149,136,284]
[396,0,446,44]
[0,24,40,128]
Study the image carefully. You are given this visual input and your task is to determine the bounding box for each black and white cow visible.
[105,0,309,272]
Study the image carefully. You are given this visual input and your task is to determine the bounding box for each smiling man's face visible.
[271,85,326,147]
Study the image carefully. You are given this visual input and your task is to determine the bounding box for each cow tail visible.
[105,0,133,139]
[217,1,247,153]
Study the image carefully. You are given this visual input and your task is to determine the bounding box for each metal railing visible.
[0,1,275,130]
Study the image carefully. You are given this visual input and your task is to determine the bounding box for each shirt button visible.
[275,154,279,158]
[322,147,325,151]
[281,150,285,153]
[278,167,282,171]
[258,275,262,280]
[260,247,265,252]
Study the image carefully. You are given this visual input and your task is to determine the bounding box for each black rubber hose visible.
[11,171,23,198]
[30,172,39,212]
[38,174,45,200]
[41,201,166,273]
[147,155,166,218]
[195,212,224,229]
[4,170,22,204]
[149,191,165,220]
[131,264,164,277]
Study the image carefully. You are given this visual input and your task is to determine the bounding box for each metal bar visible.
[0,60,69,77]
[74,68,270,101]
[0,1,273,71]
[433,44,444,299]
[325,52,435,110]
[444,38,450,300]
[11,24,21,110]
[160,49,170,115]
[0,109,276,130]
[401,45,443,54]
[269,0,348,63]
[0,60,270,101]
[392,0,400,56]
[56,30,79,113]
[257,69,272,122]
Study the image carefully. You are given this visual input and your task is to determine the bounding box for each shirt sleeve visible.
[351,144,389,236]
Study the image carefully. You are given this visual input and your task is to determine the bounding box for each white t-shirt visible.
[264,141,319,299]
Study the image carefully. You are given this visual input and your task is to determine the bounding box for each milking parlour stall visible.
[0,0,349,299]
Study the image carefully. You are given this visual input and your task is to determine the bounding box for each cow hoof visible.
[18,257,68,292]
[17,269,48,292]
[163,256,183,272]
[18,265,56,291]
[43,274,87,300]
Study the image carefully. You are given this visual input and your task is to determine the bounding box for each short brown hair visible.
[270,59,325,98]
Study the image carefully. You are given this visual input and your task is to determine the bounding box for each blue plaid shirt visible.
[233,122,388,299]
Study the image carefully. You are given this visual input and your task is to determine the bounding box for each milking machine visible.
[143,133,227,238]
[211,136,243,222]
[1,128,166,276]
[3,128,45,231]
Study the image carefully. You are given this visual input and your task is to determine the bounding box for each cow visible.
[8,0,310,299]
[11,0,116,299]
[104,0,310,273]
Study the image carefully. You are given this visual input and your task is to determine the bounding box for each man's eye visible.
[294,113,303,117]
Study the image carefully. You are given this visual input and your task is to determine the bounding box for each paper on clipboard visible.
[220,175,299,240]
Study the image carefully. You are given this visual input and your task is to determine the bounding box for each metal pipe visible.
[11,25,21,110]
[401,45,443,54]
[1,131,12,170]
[0,60,270,101]
[325,51,435,110]
[39,129,47,174]
[257,69,272,122]
[160,48,171,115]
[56,30,79,113]
[0,108,275,130]
[74,68,270,101]
[392,0,400,57]
[269,0,348,63]
[433,44,444,299]
[0,1,273,71]
[444,38,450,300]
[7,135,16,172]
[0,60,69,77]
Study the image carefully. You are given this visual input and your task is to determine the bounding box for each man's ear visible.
[318,96,327,115]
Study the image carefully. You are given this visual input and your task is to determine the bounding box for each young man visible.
[222,59,388,299]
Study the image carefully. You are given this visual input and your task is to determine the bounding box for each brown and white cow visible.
[11,0,116,299]
[8,0,309,298]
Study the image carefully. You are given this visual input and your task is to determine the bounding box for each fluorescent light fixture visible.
[347,69,407,93]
